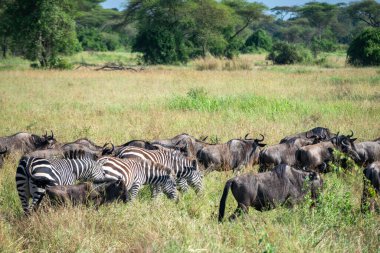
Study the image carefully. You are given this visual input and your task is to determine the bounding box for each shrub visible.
[311,37,338,56]
[347,28,380,66]
[267,42,312,65]
[50,57,73,70]
[243,29,272,53]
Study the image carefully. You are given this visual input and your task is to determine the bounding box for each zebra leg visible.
[29,183,46,212]
[16,165,31,214]
[177,178,189,193]
[151,185,163,198]
[129,183,141,200]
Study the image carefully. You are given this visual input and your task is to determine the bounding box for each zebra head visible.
[162,168,178,201]
[90,158,110,183]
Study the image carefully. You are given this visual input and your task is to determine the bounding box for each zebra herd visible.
[0,126,378,217]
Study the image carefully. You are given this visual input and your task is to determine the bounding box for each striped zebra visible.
[16,156,108,214]
[98,157,177,200]
[115,146,202,195]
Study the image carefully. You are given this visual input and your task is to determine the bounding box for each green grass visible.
[0,59,379,252]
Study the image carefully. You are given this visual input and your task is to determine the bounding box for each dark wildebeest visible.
[151,133,209,158]
[295,133,343,172]
[25,139,114,160]
[197,134,266,172]
[259,135,323,172]
[104,140,160,156]
[218,164,323,222]
[337,132,380,167]
[280,127,335,144]
[0,131,56,155]
[45,179,128,207]
[361,162,380,213]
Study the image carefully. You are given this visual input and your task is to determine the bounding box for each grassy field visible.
[0,53,379,252]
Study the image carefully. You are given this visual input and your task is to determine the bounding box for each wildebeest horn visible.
[256,134,265,142]
[244,133,249,140]
[347,130,354,138]
[102,142,109,148]
[342,139,350,147]
[50,130,54,139]
[200,136,208,141]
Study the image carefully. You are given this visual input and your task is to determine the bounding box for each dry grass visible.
[0,59,379,252]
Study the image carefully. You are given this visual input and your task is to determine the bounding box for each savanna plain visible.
[0,54,379,252]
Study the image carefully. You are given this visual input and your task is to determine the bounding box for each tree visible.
[347,28,380,66]
[348,0,380,28]
[243,29,272,52]
[296,2,339,40]
[11,0,80,68]
[0,0,14,58]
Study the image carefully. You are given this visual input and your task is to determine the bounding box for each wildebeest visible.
[45,179,128,207]
[337,133,380,166]
[280,127,335,144]
[197,134,266,172]
[25,138,114,160]
[361,162,380,213]
[0,131,56,155]
[295,134,342,172]
[103,140,160,156]
[259,136,322,171]
[218,164,323,222]
[152,133,209,158]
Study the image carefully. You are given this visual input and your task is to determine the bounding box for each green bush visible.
[347,28,380,66]
[311,37,338,56]
[267,42,312,65]
[50,57,73,70]
[243,29,272,53]
[133,26,190,64]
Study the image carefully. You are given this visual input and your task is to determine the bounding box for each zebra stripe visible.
[16,156,107,214]
[116,146,202,194]
[98,157,177,200]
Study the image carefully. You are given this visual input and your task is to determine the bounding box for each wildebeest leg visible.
[228,203,249,221]
[233,165,244,175]
[202,164,215,175]
[30,185,46,212]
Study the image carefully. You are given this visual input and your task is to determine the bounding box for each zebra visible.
[115,146,202,195]
[98,157,177,201]
[16,156,109,214]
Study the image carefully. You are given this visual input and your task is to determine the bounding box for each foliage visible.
[267,42,312,65]
[347,28,380,66]
[10,0,80,68]
[243,29,272,53]
[77,27,121,51]
[311,37,338,56]
[347,0,380,28]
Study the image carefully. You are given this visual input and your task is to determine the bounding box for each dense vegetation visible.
[1,0,380,66]
[0,54,379,251]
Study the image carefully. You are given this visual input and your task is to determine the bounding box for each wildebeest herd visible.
[0,127,379,221]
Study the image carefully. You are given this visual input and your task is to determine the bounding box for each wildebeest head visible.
[337,131,361,162]
[33,131,57,149]
[244,133,267,148]
[101,143,114,156]
[95,178,129,203]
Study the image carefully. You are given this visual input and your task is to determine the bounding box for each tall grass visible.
[0,63,379,252]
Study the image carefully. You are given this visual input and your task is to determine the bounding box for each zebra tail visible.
[218,179,233,223]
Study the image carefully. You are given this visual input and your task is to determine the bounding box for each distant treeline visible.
[0,0,379,67]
